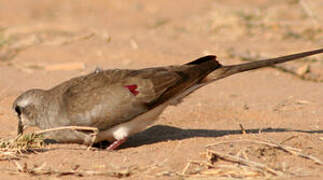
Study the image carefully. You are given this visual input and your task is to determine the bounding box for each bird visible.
[13,48,323,150]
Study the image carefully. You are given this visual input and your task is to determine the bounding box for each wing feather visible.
[54,68,182,130]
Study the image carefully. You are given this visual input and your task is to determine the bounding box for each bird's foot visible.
[106,138,127,151]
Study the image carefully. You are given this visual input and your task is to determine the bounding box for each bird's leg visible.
[106,138,127,151]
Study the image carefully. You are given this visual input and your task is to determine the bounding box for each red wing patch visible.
[125,84,139,96]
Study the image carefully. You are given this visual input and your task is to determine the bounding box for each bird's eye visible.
[15,106,22,116]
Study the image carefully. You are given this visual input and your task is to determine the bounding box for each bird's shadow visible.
[93,125,323,149]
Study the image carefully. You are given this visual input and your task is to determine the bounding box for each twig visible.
[0,126,99,156]
[206,139,301,152]
[268,140,323,165]
[280,135,298,144]
[206,139,323,165]
[35,126,99,148]
[207,149,283,176]
[35,126,98,136]
[263,137,323,165]
[181,161,192,175]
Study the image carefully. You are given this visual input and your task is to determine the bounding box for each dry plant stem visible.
[35,126,99,135]
[1,133,44,156]
[181,161,192,175]
[252,139,323,165]
[181,161,206,176]
[207,149,283,176]
[269,142,323,165]
[206,139,301,152]
[35,126,99,148]
[206,139,323,165]
[280,135,298,144]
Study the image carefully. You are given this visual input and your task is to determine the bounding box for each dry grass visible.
[0,128,137,178]
[0,134,45,160]
[0,126,99,161]
[179,138,323,179]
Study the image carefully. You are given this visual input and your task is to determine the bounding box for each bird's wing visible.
[55,55,220,130]
[58,68,183,129]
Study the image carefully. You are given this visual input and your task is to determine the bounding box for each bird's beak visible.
[17,116,24,135]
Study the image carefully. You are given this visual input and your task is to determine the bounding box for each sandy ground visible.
[0,0,323,179]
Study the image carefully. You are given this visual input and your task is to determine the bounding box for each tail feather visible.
[205,48,323,82]
[185,55,222,75]
[186,55,218,65]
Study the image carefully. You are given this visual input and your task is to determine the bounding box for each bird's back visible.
[47,56,221,130]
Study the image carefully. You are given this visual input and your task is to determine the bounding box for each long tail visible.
[139,48,323,118]
[205,48,323,82]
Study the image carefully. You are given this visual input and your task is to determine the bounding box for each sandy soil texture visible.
[0,0,322,179]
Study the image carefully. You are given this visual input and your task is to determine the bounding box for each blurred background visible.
[1,0,322,72]
[0,1,323,179]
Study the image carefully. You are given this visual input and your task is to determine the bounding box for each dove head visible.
[13,89,49,135]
